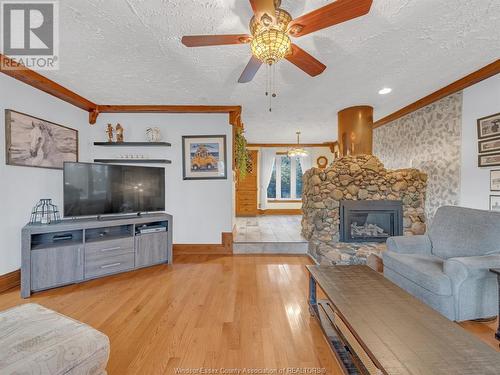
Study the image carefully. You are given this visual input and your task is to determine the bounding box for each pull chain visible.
[265,63,269,98]
[265,62,278,113]
[272,63,277,98]
[269,64,272,112]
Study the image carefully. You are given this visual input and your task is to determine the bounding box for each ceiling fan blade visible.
[238,56,263,83]
[181,34,251,47]
[249,0,276,20]
[288,0,372,37]
[286,44,326,77]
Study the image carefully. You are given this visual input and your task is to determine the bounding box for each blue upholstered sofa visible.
[383,206,500,321]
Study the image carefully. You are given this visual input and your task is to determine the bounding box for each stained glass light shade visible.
[251,29,291,64]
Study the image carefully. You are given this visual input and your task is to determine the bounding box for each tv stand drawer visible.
[85,252,134,279]
[85,237,134,258]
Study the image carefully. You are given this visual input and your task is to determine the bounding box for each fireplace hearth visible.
[340,200,403,243]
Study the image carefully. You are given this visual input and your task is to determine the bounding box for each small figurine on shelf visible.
[106,123,114,142]
[115,123,124,143]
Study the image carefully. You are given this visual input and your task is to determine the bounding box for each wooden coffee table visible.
[307,265,500,375]
[490,268,500,341]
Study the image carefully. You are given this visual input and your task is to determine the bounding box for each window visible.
[267,156,303,200]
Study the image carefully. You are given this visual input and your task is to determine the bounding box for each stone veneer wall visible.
[302,155,427,265]
[373,92,462,221]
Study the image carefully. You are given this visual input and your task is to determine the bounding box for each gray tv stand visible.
[21,213,172,298]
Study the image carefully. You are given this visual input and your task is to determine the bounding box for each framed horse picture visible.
[5,110,78,170]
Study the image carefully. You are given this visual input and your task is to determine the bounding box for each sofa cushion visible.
[429,206,500,259]
[383,252,452,296]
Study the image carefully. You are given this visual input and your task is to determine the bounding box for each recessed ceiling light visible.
[378,87,392,95]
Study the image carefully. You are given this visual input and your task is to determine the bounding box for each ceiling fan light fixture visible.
[181,0,374,84]
[250,8,292,35]
[251,29,291,64]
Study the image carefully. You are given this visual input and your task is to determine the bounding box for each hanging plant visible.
[235,127,252,179]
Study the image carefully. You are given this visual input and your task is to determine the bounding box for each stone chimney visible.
[338,106,373,156]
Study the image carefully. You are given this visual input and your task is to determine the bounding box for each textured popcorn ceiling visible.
[44,0,499,142]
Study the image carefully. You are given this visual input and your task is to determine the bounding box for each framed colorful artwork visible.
[182,135,227,180]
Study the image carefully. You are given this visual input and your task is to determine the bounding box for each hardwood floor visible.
[0,255,342,374]
[460,318,499,351]
[0,255,498,375]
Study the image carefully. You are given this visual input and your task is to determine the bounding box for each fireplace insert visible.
[339,200,403,243]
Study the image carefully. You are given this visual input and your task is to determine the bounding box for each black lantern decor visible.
[30,199,61,224]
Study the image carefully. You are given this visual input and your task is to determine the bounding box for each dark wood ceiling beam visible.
[0,53,97,113]
[247,143,334,148]
[374,59,500,128]
[96,105,241,114]
[89,108,100,125]
[93,105,243,126]
[0,54,243,126]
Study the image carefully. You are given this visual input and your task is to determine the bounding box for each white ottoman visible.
[0,303,110,375]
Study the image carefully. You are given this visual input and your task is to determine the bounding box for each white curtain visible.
[259,148,277,210]
[298,150,312,174]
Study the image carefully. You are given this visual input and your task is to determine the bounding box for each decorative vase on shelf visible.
[146,127,162,142]
[30,199,61,225]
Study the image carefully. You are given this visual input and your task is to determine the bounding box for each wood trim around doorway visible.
[247,143,334,148]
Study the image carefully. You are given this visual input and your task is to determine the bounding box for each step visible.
[233,241,308,254]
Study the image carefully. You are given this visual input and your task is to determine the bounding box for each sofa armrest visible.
[386,235,432,255]
[444,254,500,285]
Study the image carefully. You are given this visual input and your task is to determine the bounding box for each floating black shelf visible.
[94,159,172,164]
[93,142,171,147]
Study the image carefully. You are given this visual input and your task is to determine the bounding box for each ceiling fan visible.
[181,0,373,83]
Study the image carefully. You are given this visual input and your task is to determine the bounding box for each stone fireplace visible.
[302,154,427,265]
[339,200,403,243]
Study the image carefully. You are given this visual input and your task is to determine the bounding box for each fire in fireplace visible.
[339,200,403,243]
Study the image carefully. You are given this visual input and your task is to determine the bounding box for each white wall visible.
[460,74,500,209]
[90,113,233,244]
[309,147,336,169]
[0,74,89,275]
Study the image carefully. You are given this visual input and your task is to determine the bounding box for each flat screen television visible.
[64,162,165,217]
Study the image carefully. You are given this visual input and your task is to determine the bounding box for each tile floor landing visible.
[233,216,308,254]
